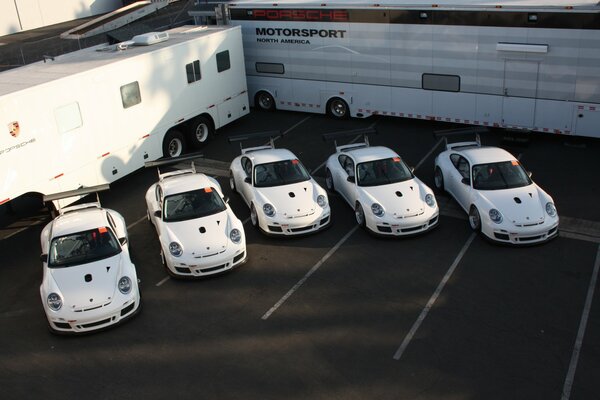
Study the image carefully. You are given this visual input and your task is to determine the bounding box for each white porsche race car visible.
[145,158,246,277]
[40,185,141,334]
[229,133,331,236]
[434,137,559,244]
[324,132,439,236]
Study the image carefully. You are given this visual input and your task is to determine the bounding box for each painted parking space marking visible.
[561,244,600,400]
[262,225,359,320]
[393,232,476,360]
[156,276,170,287]
[413,137,445,171]
[126,215,147,230]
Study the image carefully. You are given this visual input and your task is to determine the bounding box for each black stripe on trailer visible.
[43,184,110,203]
[227,130,282,143]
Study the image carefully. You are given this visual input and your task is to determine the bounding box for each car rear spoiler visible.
[228,130,282,154]
[144,152,204,180]
[322,127,377,152]
[43,184,110,215]
[434,127,487,150]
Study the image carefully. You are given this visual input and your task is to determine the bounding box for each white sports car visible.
[229,144,331,235]
[146,163,247,277]
[40,191,140,334]
[434,139,559,244]
[324,142,439,236]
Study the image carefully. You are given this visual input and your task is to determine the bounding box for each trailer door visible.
[502,60,539,128]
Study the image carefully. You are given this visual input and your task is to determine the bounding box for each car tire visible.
[469,205,482,232]
[355,202,366,229]
[325,168,335,192]
[255,91,275,111]
[229,170,236,192]
[250,203,259,229]
[187,116,213,149]
[162,129,186,158]
[327,97,349,119]
[434,167,445,193]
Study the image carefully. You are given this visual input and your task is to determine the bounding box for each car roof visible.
[342,146,399,164]
[245,148,298,165]
[456,146,516,165]
[160,172,216,197]
[52,206,108,237]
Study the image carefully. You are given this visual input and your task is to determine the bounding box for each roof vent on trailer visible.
[131,31,169,46]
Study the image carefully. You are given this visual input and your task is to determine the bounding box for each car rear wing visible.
[43,184,110,215]
[322,127,377,152]
[434,127,487,151]
[144,152,204,180]
[227,130,282,154]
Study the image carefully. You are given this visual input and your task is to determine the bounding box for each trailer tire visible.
[162,130,186,158]
[187,116,213,149]
[327,97,349,119]
[255,91,275,111]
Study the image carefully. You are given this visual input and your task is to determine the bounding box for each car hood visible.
[479,185,545,225]
[165,210,230,256]
[361,180,425,218]
[50,253,122,309]
[258,181,317,218]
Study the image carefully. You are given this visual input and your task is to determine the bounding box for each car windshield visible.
[163,187,226,222]
[49,227,121,268]
[357,157,413,187]
[472,161,532,190]
[254,159,310,188]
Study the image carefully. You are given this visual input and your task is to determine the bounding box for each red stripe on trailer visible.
[446,118,451,122]
[474,120,479,124]
[408,113,413,117]
[207,104,215,109]
[358,108,363,112]
[578,105,584,109]
[101,152,110,158]
[142,134,150,139]
[554,129,561,134]
[455,119,460,122]
[483,122,489,126]
[240,90,247,95]
[464,120,470,123]
[493,123,499,127]
[399,113,405,117]
[544,128,549,132]
[590,106,596,111]
[0,198,9,205]
[391,112,396,116]
[427,115,435,120]
[382,111,388,115]
[54,173,64,179]
[287,102,292,105]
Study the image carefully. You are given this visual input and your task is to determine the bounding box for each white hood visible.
[362,179,425,218]
[165,210,230,257]
[50,253,122,309]
[258,181,317,218]
[480,185,545,225]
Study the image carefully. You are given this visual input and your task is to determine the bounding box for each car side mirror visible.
[154,210,161,218]
[119,237,128,246]
[40,253,47,263]
[347,176,356,183]
[527,171,533,178]
[461,177,471,186]
[244,177,251,184]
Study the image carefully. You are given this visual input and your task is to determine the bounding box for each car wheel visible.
[162,129,186,158]
[250,203,259,228]
[255,91,275,111]
[325,168,334,192]
[434,167,445,192]
[469,205,481,232]
[327,97,349,119]
[187,116,213,149]
[355,203,366,228]
[229,170,236,192]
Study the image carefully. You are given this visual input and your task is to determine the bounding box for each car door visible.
[238,156,254,207]
[447,154,472,211]
[148,184,162,228]
[336,154,357,206]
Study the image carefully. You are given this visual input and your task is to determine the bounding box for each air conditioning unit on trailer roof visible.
[132,31,169,46]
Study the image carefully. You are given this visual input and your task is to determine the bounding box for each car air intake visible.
[514,197,522,204]
[396,191,403,197]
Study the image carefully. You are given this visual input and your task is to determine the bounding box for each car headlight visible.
[317,195,327,208]
[230,228,242,244]
[489,208,503,224]
[371,203,385,217]
[47,293,62,311]
[546,202,557,217]
[169,242,183,257]
[118,276,132,294]
[263,203,275,217]
[425,193,436,207]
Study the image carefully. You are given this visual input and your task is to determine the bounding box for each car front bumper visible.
[261,209,331,236]
[366,209,439,236]
[482,218,559,245]
[164,245,247,277]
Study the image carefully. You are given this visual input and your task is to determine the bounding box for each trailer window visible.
[256,63,285,75]
[186,60,201,83]
[422,74,460,92]
[216,50,231,72]
[120,81,141,109]
[54,102,82,133]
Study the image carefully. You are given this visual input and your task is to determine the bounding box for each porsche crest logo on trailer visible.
[8,121,19,138]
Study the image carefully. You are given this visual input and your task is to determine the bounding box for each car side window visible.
[241,157,252,177]
[338,155,355,177]
[456,156,470,179]
[156,185,163,206]
[450,154,461,168]
[106,212,117,232]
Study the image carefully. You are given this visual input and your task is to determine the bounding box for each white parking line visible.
[156,276,170,287]
[126,215,147,230]
[561,244,600,400]
[393,232,476,360]
[413,137,445,171]
[262,225,359,320]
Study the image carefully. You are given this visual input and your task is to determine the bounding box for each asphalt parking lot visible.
[1,109,599,400]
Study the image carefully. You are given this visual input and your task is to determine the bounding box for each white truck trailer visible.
[0,25,249,207]
[227,0,600,138]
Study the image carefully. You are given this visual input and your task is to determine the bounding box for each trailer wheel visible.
[162,130,186,158]
[327,97,349,119]
[187,116,213,149]
[255,91,275,111]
